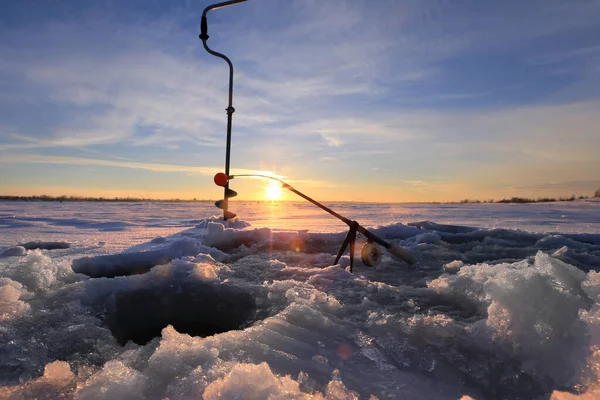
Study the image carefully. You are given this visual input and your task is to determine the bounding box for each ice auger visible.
[200,1,415,270]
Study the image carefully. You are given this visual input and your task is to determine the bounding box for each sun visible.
[264,181,282,200]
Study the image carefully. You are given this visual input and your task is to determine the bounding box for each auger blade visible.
[214,200,237,219]
[225,188,238,198]
[224,210,237,219]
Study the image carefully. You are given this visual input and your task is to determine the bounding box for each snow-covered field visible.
[1,200,599,399]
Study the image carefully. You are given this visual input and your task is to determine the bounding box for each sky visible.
[1,0,599,202]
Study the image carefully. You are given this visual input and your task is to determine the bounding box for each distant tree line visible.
[458,193,595,204]
[2,189,599,204]
[0,195,209,202]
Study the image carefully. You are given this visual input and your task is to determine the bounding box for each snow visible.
[0,199,599,399]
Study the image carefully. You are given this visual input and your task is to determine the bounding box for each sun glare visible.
[265,181,282,201]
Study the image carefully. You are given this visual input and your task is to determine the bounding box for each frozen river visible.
[1,199,599,399]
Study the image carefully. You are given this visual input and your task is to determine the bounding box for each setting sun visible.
[264,181,282,200]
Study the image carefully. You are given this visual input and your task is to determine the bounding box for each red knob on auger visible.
[214,172,229,187]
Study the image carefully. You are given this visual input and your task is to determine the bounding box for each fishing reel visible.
[361,241,382,267]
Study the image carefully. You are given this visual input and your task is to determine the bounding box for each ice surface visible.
[0,200,599,398]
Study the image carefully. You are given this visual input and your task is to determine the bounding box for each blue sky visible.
[1,0,599,201]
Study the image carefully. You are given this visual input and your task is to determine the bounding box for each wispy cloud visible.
[0,153,337,189]
[321,134,342,148]
[405,180,428,186]
[0,154,267,176]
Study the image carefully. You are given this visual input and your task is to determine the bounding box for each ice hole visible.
[19,241,70,250]
[105,281,257,345]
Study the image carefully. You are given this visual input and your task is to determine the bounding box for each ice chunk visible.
[553,246,569,257]
[428,252,590,386]
[408,221,478,234]
[203,362,313,399]
[325,370,360,400]
[443,260,464,273]
[72,237,200,277]
[3,250,72,291]
[42,360,74,386]
[0,360,75,399]
[0,246,26,258]
[78,360,148,400]
[193,263,218,280]
[550,388,600,399]
[0,278,30,321]
[414,232,442,244]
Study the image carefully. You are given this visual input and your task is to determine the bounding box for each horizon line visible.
[1,194,596,205]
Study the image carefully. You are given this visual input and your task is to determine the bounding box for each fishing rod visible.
[200,1,415,271]
[215,172,416,270]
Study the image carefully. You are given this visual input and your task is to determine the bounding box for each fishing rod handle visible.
[386,245,416,265]
[357,225,416,264]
